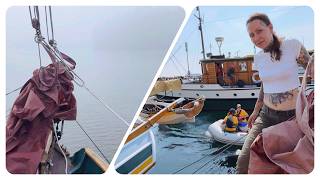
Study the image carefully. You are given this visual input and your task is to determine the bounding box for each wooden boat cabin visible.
[200,55,260,87]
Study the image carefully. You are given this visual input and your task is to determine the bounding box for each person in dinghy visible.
[222,108,239,133]
[235,104,249,132]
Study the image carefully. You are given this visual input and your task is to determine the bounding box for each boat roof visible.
[200,55,254,63]
[200,49,313,64]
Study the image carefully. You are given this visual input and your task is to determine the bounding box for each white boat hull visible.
[157,83,314,111]
[158,83,260,100]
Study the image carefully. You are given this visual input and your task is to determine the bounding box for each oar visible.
[125,98,185,143]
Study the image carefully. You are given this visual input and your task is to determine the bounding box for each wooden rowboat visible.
[115,97,205,174]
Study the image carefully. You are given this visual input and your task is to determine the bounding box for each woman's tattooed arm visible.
[296,45,311,68]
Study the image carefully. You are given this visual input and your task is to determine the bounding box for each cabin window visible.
[239,61,247,72]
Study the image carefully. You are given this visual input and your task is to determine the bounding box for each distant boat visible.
[158,55,261,111]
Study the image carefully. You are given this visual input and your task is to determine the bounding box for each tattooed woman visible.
[236,13,312,174]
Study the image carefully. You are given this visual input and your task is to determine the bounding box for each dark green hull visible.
[69,148,108,174]
[202,98,256,113]
[155,95,256,113]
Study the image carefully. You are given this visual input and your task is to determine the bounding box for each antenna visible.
[235,50,240,57]
[215,37,224,55]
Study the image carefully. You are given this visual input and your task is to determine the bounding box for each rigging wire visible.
[195,135,246,173]
[172,143,231,174]
[36,7,130,126]
[49,6,55,42]
[30,6,131,127]
[172,134,247,174]
[28,6,33,24]
[6,86,22,96]
[168,57,183,76]
[37,42,42,67]
[74,120,111,164]
[17,6,125,166]
[171,54,188,73]
[171,27,197,56]
[29,6,43,67]
[40,7,129,163]
[192,139,240,174]
[164,32,198,77]
[43,38,131,126]
[8,7,131,128]
[167,28,197,69]
[82,86,130,126]
[44,7,50,42]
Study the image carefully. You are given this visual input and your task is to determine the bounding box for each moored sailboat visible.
[6,6,109,174]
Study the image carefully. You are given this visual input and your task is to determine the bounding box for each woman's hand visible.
[248,111,259,129]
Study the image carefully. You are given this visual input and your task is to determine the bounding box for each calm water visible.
[148,111,242,174]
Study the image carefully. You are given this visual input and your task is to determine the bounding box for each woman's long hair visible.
[247,13,282,61]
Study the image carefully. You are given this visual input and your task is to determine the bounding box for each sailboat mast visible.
[196,7,206,60]
[185,42,190,76]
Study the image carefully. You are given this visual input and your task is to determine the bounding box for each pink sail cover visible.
[6,60,77,174]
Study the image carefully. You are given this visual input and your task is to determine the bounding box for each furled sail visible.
[150,79,182,96]
[6,59,77,174]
